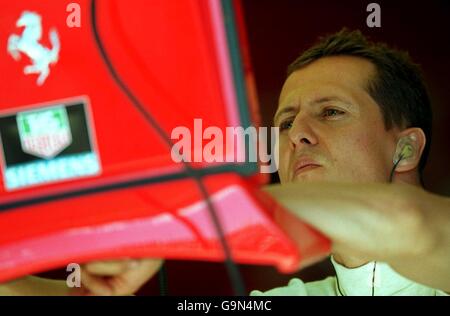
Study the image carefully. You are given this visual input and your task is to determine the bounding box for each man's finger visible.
[107,259,163,296]
[83,259,137,276]
[80,269,113,295]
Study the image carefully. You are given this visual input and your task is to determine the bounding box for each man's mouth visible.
[293,158,322,177]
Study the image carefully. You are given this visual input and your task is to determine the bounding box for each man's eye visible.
[279,119,293,131]
[322,108,345,118]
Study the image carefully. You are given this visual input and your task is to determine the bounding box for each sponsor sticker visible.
[0,98,101,190]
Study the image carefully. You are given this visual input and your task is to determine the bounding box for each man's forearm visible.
[389,190,450,292]
[264,182,450,291]
[264,182,426,259]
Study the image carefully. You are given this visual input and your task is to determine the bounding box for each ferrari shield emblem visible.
[17,106,72,159]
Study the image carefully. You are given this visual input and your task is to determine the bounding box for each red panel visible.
[0,0,330,282]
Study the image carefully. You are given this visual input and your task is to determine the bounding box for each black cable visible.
[369,152,405,296]
[335,154,404,296]
[371,261,377,296]
[335,261,378,296]
[335,270,344,296]
[90,0,245,296]
[389,154,404,183]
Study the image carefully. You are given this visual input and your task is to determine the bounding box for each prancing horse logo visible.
[7,11,60,86]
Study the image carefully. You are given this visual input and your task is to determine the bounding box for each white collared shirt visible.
[251,256,448,296]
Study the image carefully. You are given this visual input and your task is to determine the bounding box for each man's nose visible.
[287,115,318,150]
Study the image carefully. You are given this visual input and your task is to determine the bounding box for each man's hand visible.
[73,258,163,296]
[264,181,450,292]
[265,182,430,260]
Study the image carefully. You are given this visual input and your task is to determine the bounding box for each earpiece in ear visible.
[400,143,414,159]
[393,136,415,164]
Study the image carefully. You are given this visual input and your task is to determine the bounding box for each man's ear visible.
[393,128,426,172]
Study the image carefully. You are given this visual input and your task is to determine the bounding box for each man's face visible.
[275,56,398,184]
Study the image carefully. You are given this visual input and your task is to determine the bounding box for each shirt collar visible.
[330,256,416,296]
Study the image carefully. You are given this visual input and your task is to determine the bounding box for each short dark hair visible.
[287,29,432,182]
